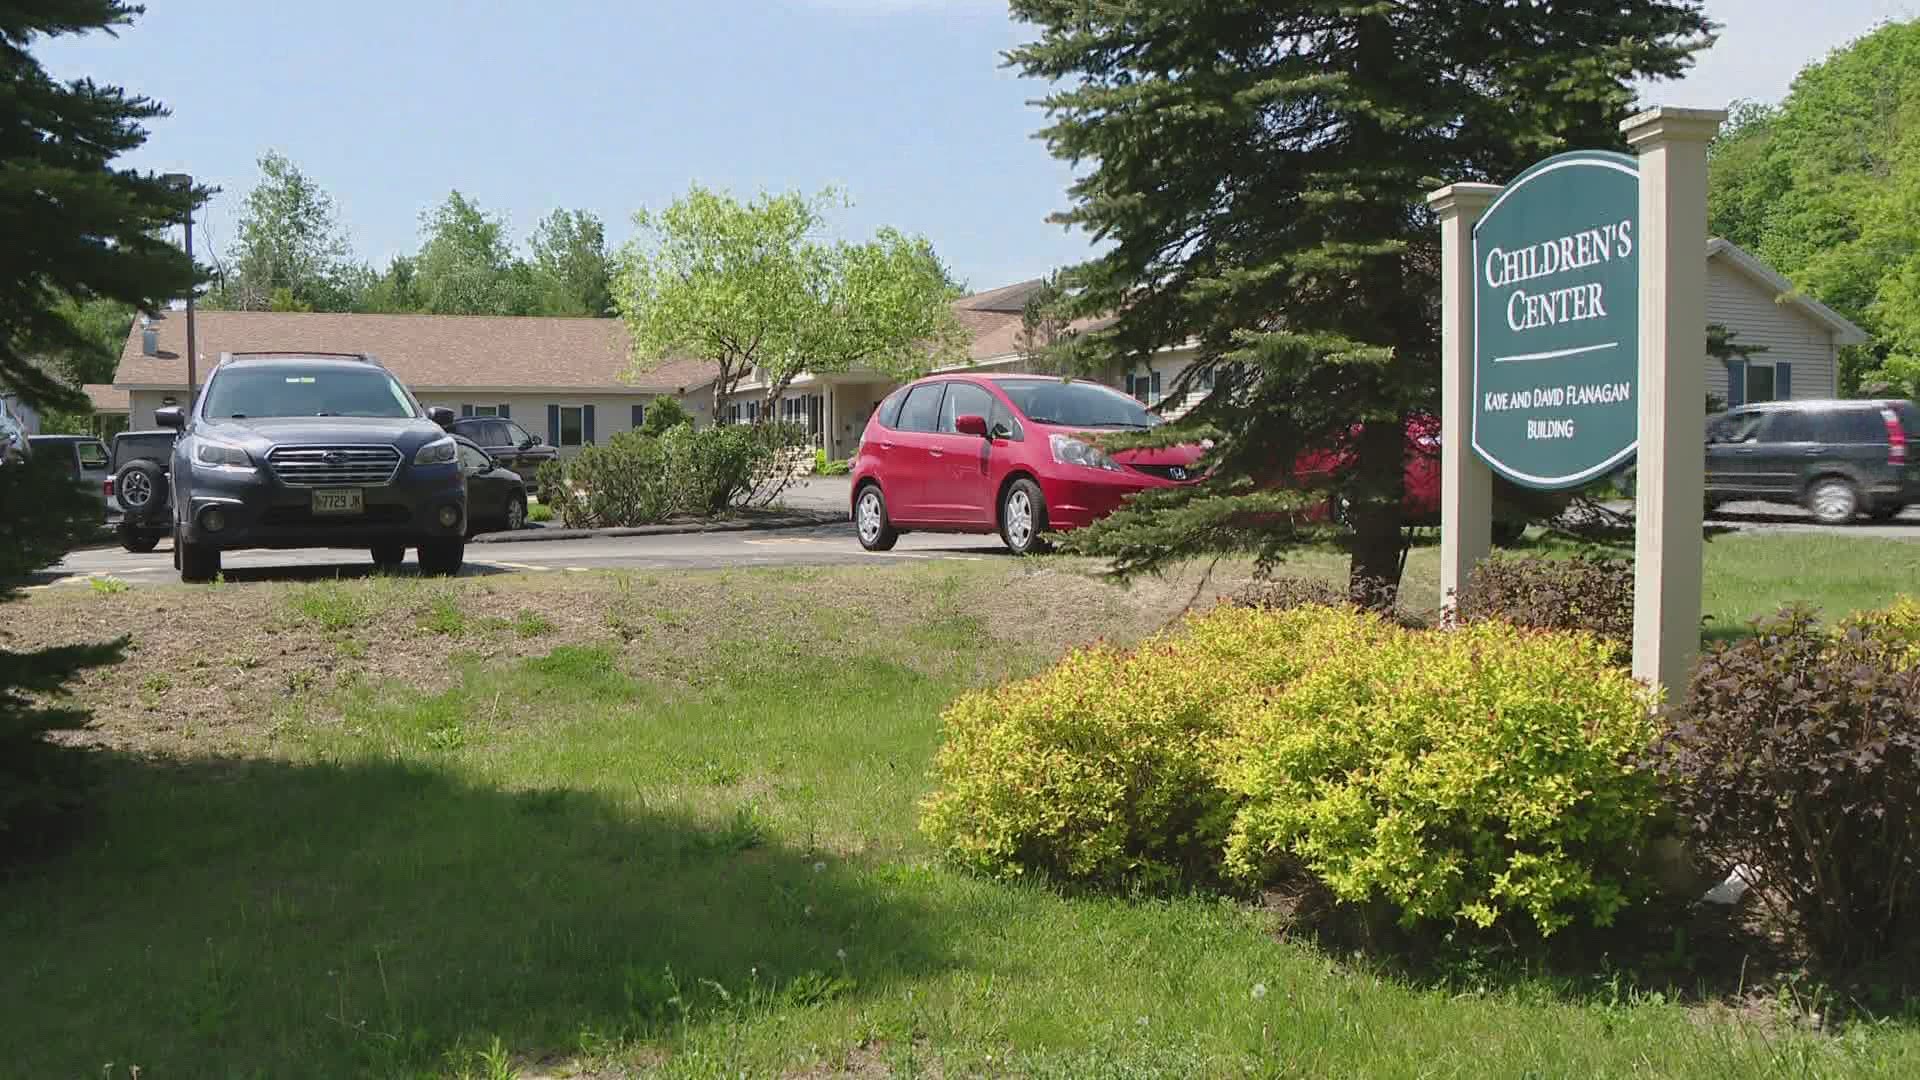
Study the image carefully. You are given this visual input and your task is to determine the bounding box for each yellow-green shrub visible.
[1217,610,1663,935]
[1841,594,1920,666]
[919,606,1342,887]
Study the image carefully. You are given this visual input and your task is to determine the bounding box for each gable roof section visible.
[113,310,719,395]
[1707,239,1870,346]
[83,383,129,413]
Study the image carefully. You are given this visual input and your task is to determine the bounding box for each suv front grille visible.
[268,445,402,487]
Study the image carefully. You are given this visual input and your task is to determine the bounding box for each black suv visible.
[159,353,469,581]
[444,414,557,495]
[106,429,177,552]
[1706,398,1920,524]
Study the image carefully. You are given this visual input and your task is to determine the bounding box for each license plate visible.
[312,488,364,516]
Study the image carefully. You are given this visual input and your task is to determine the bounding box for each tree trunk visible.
[761,373,798,426]
[1346,416,1407,608]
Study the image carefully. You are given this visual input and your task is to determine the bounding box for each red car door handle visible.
[880,441,894,451]
[928,448,944,458]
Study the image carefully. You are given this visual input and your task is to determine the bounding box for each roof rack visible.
[218,351,384,367]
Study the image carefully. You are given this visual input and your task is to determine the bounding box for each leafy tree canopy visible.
[414,190,537,316]
[210,150,355,312]
[616,185,966,416]
[1707,20,1920,395]
[1008,0,1710,593]
[529,208,615,317]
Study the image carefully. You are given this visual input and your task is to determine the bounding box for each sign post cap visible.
[1622,106,1728,147]
[1427,182,1503,216]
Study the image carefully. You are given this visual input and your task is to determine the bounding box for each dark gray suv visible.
[1705,398,1920,524]
[159,353,469,582]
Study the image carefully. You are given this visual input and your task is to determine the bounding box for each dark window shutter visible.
[547,404,561,445]
[461,404,473,417]
[1151,370,1163,400]
[498,404,510,419]
[1775,363,1792,401]
[1725,361,1746,409]
[632,403,645,430]
[583,404,596,445]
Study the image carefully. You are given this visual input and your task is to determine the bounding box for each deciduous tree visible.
[1707,21,1920,396]
[616,185,965,418]
[1008,0,1710,597]
[529,208,614,317]
[212,151,355,312]
[414,190,536,316]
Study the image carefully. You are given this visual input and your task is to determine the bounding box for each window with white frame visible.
[465,405,499,417]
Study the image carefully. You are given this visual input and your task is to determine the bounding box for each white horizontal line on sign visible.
[1492,341,1621,364]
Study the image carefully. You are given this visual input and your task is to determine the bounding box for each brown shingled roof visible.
[83,383,129,413]
[113,310,719,395]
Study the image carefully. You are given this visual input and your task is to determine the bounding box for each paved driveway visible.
[33,522,1010,590]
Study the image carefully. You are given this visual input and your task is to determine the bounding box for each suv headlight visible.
[1049,433,1122,472]
[192,441,254,472]
[413,436,457,466]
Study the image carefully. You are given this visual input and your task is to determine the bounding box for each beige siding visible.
[411,392,667,457]
[1705,258,1839,404]
[128,389,184,431]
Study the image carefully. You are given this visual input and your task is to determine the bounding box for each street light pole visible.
[161,173,196,405]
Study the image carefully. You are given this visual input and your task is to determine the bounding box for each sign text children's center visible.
[1472,151,1640,490]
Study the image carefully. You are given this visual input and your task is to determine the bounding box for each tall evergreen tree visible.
[2,0,194,855]
[2,0,203,411]
[1008,1,1711,596]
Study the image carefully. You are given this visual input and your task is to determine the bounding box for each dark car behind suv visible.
[106,429,177,551]
[160,353,469,581]
[1706,398,1920,524]
[26,434,111,509]
[444,415,556,495]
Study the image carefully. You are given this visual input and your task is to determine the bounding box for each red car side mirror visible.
[955,414,989,438]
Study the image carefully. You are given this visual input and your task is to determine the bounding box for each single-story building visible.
[110,310,716,453]
[1705,238,1868,406]
[718,239,1869,456]
[101,240,1868,456]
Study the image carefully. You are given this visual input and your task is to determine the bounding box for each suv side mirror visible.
[520,435,540,449]
[955,414,989,438]
[426,406,456,427]
[154,406,184,430]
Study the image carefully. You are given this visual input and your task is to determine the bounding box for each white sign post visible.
[1432,105,1724,697]
[1428,183,1502,613]
[1624,106,1724,694]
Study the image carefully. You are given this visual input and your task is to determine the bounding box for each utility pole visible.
[161,173,197,406]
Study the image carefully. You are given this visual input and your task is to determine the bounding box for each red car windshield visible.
[997,379,1161,429]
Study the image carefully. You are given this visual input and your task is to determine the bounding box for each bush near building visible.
[539,422,807,528]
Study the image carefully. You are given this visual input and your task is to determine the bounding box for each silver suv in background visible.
[160,352,468,581]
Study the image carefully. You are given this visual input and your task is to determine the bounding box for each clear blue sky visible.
[33,0,1916,293]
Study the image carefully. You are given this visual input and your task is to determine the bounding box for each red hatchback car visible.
[850,375,1203,554]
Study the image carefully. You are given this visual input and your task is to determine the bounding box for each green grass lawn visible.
[5,544,1920,1077]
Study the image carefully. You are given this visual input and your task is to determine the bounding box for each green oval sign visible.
[1473,151,1639,490]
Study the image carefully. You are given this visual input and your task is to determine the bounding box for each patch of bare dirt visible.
[5,559,1257,757]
